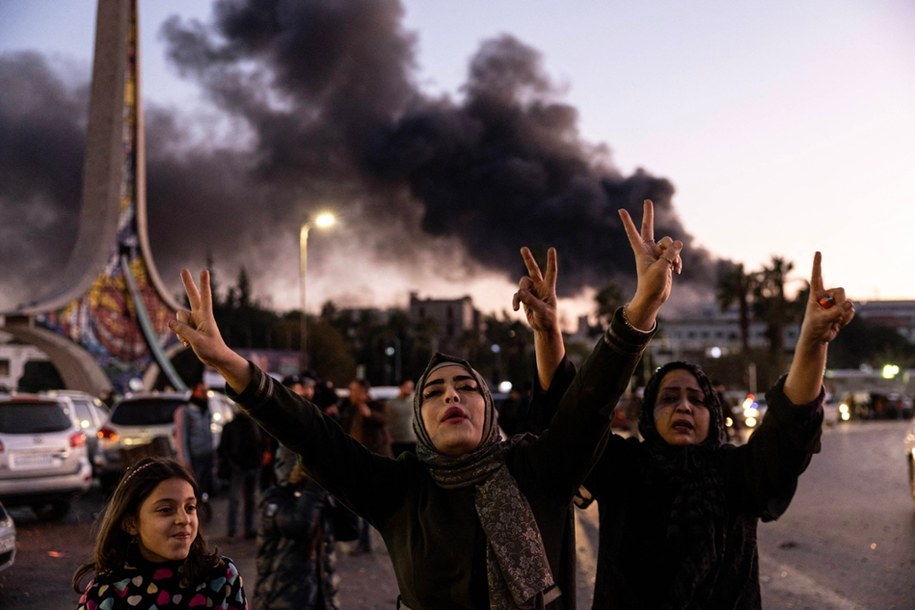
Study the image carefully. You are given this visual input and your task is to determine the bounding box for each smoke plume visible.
[1,0,717,316]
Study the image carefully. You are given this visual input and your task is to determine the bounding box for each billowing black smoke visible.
[0,52,86,306]
[1,0,716,312]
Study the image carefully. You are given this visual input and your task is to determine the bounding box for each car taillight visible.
[97,426,119,442]
[70,432,87,448]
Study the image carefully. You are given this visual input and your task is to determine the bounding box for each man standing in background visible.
[387,378,416,457]
[174,380,215,519]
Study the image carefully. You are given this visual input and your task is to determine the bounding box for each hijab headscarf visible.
[273,445,297,486]
[638,361,726,449]
[412,353,559,610]
[638,361,729,607]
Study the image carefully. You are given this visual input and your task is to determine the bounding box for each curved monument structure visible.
[1,0,186,394]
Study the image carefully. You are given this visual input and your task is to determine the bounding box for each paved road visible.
[1,420,912,608]
[756,420,914,610]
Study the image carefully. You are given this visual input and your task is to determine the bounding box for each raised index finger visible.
[809,251,824,297]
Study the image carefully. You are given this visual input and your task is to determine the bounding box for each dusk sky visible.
[1,0,913,327]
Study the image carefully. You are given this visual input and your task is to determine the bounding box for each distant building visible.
[855,300,915,343]
[644,299,915,364]
[649,305,801,364]
[408,292,481,354]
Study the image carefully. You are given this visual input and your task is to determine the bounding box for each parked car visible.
[0,393,93,520]
[904,415,915,507]
[0,500,15,573]
[43,389,109,474]
[95,389,236,492]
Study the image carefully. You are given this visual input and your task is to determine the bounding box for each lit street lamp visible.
[299,211,336,369]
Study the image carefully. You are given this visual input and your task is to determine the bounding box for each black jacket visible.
[218,413,262,471]
[231,308,654,610]
[254,480,339,610]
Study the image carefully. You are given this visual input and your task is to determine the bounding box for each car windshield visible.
[110,399,184,426]
[0,402,72,434]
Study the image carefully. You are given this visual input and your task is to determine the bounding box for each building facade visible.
[408,292,481,355]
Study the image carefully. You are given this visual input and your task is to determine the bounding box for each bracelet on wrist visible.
[621,306,656,335]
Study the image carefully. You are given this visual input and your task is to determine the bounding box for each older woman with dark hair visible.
[169,201,678,609]
[520,249,855,609]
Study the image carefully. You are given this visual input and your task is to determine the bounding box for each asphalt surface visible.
[1,420,912,608]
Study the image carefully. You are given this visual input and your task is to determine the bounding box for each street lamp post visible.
[299,211,336,370]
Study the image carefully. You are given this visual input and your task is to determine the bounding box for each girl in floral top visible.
[73,457,248,609]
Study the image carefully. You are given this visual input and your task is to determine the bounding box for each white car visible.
[95,389,236,492]
[0,500,15,572]
[0,394,93,520]
[43,389,110,474]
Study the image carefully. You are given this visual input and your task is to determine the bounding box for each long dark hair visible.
[72,457,221,593]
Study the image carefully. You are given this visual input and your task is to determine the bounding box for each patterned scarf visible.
[413,353,559,610]
[638,361,729,609]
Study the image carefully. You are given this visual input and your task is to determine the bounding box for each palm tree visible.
[715,261,754,355]
[753,256,795,371]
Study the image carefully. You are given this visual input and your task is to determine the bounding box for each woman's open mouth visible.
[672,419,694,432]
[443,407,468,423]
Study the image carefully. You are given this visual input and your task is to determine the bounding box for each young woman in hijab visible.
[167,201,678,610]
[518,241,855,608]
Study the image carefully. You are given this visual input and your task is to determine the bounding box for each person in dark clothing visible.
[218,408,261,540]
[338,379,392,458]
[174,381,215,519]
[170,201,674,609]
[258,375,319,492]
[338,378,391,553]
[496,383,531,436]
[522,240,856,608]
[254,446,340,610]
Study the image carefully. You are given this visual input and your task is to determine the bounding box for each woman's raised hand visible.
[785,252,855,404]
[512,247,565,390]
[799,252,855,346]
[168,269,251,392]
[618,199,683,330]
[512,246,560,336]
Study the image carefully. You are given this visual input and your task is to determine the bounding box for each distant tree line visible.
[181,255,914,392]
[181,260,538,389]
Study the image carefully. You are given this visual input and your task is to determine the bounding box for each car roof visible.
[116,391,191,402]
[0,392,66,403]
[0,394,77,433]
[44,389,97,397]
